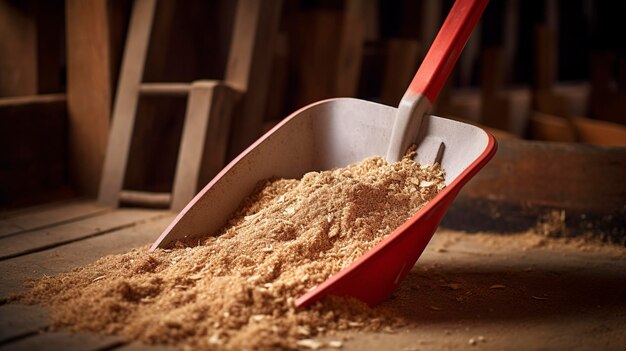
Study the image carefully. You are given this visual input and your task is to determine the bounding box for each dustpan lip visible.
[295,101,498,307]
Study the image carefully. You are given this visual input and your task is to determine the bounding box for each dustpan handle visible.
[386,0,487,162]
[408,0,488,103]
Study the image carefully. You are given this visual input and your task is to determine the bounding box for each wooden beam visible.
[480,48,511,131]
[0,94,68,208]
[0,0,37,97]
[98,0,157,206]
[381,39,420,106]
[335,0,366,97]
[66,0,112,197]
[226,0,283,157]
[171,81,238,211]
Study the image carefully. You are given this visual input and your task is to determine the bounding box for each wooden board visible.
[0,0,37,97]
[99,0,157,207]
[444,138,626,239]
[0,95,68,208]
[381,39,420,106]
[0,305,47,343]
[0,215,174,297]
[335,1,365,98]
[572,116,626,147]
[0,201,109,239]
[114,343,176,351]
[226,0,283,157]
[529,111,577,142]
[172,82,238,211]
[66,0,113,197]
[0,209,165,260]
[0,331,121,351]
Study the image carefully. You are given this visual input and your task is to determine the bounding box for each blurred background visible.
[0,0,624,238]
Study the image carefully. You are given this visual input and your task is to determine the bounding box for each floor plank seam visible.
[0,329,46,346]
[96,341,129,351]
[0,213,170,262]
[0,208,113,240]
[0,199,93,220]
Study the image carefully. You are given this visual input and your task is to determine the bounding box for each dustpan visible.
[150,0,495,308]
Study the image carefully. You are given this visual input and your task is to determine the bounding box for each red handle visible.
[408,0,488,103]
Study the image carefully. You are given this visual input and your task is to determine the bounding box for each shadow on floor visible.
[380,265,626,323]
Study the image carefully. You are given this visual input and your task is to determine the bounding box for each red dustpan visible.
[151,0,494,308]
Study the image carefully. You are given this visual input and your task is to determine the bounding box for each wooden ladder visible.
[98,0,282,211]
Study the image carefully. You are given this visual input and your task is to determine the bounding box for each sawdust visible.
[19,154,445,350]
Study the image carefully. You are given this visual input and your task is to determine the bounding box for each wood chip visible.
[250,315,266,322]
[532,295,548,300]
[489,284,506,289]
[208,334,222,345]
[328,340,343,348]
[296,339,323,350]
[441,283,462,290]
[383,326,396,333]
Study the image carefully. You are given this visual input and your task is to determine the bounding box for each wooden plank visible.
[0,201,109,239]
[0,305,47,343]
[119,191,171,208]
[0,0,37,97]
[226,0,283,157]
[420,0,442,50]
[480,48,511,131]
[114,342,176,351]
[335,0,365,98]
[0,215,174,297]
[264,33,288,120]
[502,0,519,83]
[359,0,379,41]
[0,331,122,351]
[457,138,626,213]
[99,0,157,206]
[139,83,191,96]
[572,116,626,147]
[446,139,626,239]
[532,25,570,119]
[381,39,420,106]
[0,94,68,209]
[0,209,165,260]
[288,10,343,107]
[171,82,238,211]
[66,0,113,198]
[529,112,577,142]
[35,0,65,94]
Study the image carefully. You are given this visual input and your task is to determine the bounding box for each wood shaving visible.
[18,155,445,350]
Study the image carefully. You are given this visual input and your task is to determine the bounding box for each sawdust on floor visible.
[18,153,446,350]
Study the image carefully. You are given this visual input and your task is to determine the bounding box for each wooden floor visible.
[0,200,176,351]
[1,200,625,350]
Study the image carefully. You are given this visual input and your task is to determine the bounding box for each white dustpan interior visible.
[155,98,490,247]
[307,98,489,185]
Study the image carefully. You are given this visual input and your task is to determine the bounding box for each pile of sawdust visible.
[19,155,445,350]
